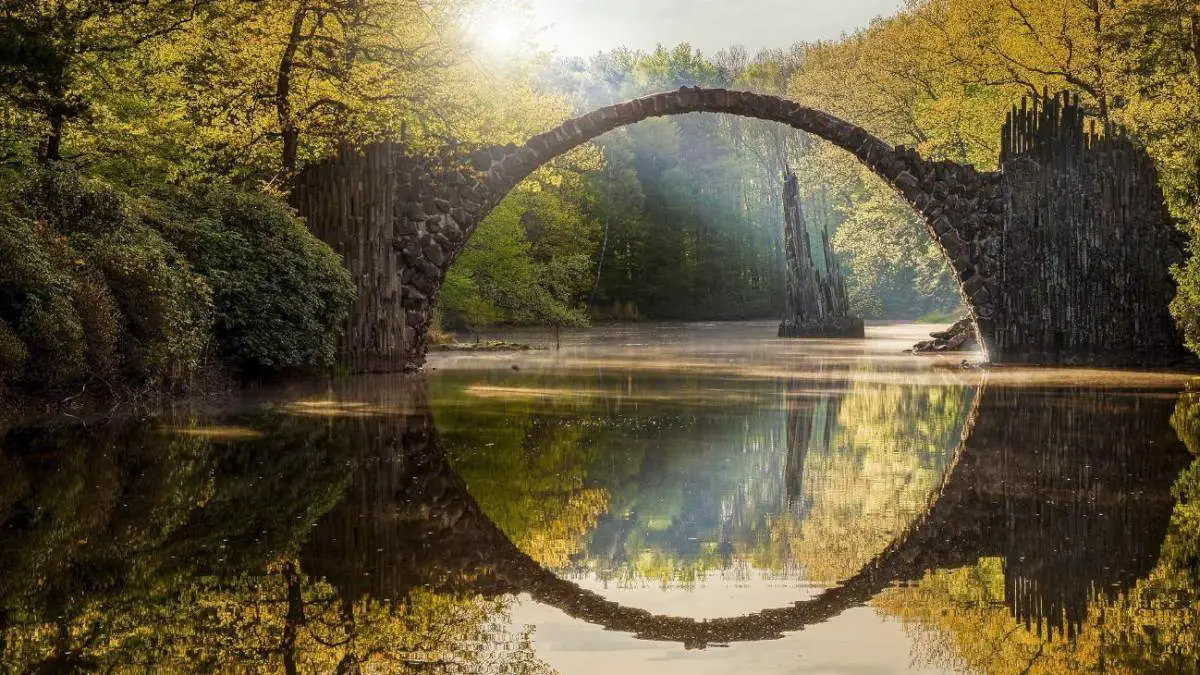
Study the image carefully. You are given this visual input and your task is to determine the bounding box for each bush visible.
[24,169,213,389]
[75,222,213,387]
[154,188,354,373]
[1172,250,1200,357]
[0,207,118,389]
[0,166,353,394]
[0,320,28,379]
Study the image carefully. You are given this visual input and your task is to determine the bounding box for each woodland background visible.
[3,0,1200,393]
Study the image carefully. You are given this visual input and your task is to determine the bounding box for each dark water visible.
[3,321,1200,673]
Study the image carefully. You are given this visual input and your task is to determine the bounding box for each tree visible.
[0,0,210,161]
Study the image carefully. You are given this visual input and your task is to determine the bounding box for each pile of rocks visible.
[911,317,977,353]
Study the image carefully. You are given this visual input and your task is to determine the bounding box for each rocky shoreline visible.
[910,317,978,354]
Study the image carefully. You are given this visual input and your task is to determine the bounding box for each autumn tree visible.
[0,0,210,161]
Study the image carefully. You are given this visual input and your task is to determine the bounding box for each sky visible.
[519,0,906,57]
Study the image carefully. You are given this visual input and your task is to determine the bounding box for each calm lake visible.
[3,321,1200,673]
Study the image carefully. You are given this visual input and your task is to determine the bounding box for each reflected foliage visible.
[789,382,970,582]
[432,370,972,586]
[0,395,553,674]
[2,366,1199,668]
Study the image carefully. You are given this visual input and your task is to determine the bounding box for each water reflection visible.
[0,332,1198,671]
[296,378,1191,651]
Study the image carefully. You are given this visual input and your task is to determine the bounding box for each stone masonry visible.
[294,87,1184,369]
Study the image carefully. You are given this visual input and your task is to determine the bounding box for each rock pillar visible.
[778,173,864,338]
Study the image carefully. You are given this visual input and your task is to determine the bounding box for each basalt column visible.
[292,143,411,372]
[293,142,489,372]
[778,173,864,338]
[995,93,1190,366]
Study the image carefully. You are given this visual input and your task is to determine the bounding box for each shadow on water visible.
[0,372,1199,670]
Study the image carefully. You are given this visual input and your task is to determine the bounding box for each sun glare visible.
[471,11,530,56]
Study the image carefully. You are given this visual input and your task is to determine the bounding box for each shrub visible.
[74,222,213,387]
[0,319,29,382]
[155,188,354,373]
[0,166,352,394]
[0,208,103,388]
[24,169,213,389]
[1173,249,1200,357]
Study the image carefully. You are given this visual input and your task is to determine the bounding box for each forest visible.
[4,0,1200,395]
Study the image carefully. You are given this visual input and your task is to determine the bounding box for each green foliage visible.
[0,166,352,393]
[0,319,28,380]
[536,43,961,322]
[1171,251,1200,357]
[832,180,962,319]
[25,168,213,388]
[539,49,792,321]
[82,224,212,385]
[441,172,595,332]
[0,208,96,387]
[153,189,355,373]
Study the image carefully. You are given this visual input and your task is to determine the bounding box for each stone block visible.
[402,288,428,308]
[409,273,429,293]
[396,218,418,236]
[894,171,920,193]
[441,221,463,242]
[416,259,442,280]
[405,203,426,221]
[933,216,953,236]
[423,243,445,266]
[963,275,985,296]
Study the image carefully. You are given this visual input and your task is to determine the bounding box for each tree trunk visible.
[589,211,612,311]
[43,109,65,162]
[282,562,305,675]
[277,2,308,177]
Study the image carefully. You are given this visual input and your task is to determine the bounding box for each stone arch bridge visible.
[294,88,1186,369]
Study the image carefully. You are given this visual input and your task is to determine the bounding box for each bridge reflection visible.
[300,380,1190,648]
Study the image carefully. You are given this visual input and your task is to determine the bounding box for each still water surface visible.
[2,321,1200,673]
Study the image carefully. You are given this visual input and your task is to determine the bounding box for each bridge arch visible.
[296,88,1003,368]
[294,88,1185,370]
[470,88,1001,343]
